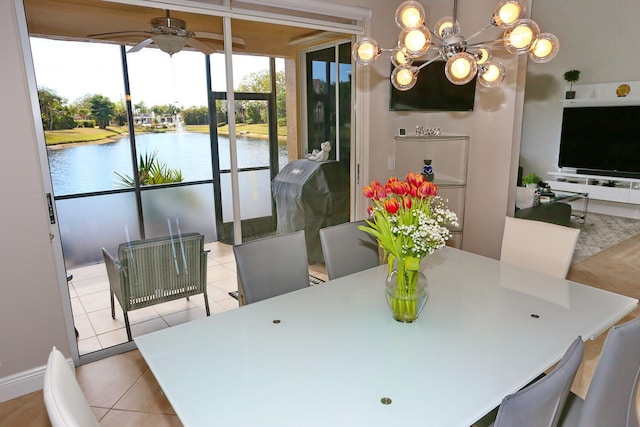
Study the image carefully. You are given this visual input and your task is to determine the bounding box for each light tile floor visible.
[70,241,328,355]
[1,237,638,426]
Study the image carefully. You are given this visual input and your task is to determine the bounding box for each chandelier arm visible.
[464,24,493,43]
[466,39,504,49]
[417,56,442,70]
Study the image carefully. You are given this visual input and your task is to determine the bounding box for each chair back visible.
[319,220,380,280]
[500,216,580,278]
[43,346,99,427]
[494,336,584,427]
[577,317,640,427]
[233,230,310,304]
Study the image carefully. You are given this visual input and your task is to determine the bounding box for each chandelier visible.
[353,0,559,90]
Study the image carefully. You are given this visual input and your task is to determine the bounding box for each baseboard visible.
[0,357,73,403]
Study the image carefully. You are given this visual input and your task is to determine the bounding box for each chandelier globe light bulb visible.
[503,19,540,54]
[399,27,431,57]
[492,0,526,27]
[445,52,477,85]
[478,61,506,87]
[475,48,492,65]
[353,37,381,65]
[529,33,559,63]
[395,1,425,30]
[391,65,419,91]
[392,48,413,67]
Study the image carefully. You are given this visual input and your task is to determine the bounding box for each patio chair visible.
[102,232,210,341]
[43,346,99,427]
[500,216,580,279]
[319,220,380,280]
[233,230,309,305]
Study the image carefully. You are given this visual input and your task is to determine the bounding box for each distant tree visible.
[89,94,115,129]
[237,69,286,124]
[37,87,74,130]
[113,100,127,126]
[181,106,209,125]
[134,101,150,114]
[71,94,93,119]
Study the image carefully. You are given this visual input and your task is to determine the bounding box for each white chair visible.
[500,216,580,278]
[233,230,310,304]
[319,220,380,280]
[43,346,99,427]
[558,316,640,427]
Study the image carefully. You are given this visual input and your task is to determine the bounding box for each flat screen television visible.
[389,61,476,112]
[558,105,640,178]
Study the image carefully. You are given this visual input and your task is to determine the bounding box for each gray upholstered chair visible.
[233,230,310,304]
[558,316,640,427]
[43,346,99,427]
[319,220,380,280]
[476,336,584,427]
[500,216,580,279]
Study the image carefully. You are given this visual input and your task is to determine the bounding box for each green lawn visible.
[44,126,129,145]
[45,123,287,145]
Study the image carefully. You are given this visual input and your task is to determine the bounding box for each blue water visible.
[47,132,288,196]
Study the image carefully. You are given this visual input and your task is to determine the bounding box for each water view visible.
[47,132,288,196]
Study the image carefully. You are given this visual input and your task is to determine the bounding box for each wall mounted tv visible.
[389,61,476,112]
[558,105,640,178]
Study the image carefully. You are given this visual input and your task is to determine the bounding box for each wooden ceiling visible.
[22,0,334,57]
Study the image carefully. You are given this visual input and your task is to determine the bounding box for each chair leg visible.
[123,311,132,342]
[110,291,115,319]
[203,291,211,316]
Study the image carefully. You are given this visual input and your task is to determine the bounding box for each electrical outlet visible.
[388,156,395,170]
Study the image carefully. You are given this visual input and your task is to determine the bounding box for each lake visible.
[47,132,288,196]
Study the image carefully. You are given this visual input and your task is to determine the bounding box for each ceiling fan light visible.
[475,48,492,65]
[492,0,526,27]
[434,16,460,38]
[391,48,413,67]
[353,37,381,65]
[445,52,477,85]
[503,19,540,54]
[529,33,559,63]
[152,34,188,55]
[478,60,506,87]
[399,27,431,58]
[395,1,425,30]
[391,65,419,91]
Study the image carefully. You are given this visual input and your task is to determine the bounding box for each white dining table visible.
[135,247,637,427]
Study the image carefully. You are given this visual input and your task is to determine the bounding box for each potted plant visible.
[563,70,580,99]
[522,172,542,188]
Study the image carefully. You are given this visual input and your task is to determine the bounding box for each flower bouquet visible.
[360,172,458,322]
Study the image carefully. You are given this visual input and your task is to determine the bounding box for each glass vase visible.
[385,260,429,323]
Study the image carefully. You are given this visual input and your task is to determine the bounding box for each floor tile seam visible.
[108,369,151,413]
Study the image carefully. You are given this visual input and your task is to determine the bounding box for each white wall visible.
[0,0,70,400]
[521,0,640,181]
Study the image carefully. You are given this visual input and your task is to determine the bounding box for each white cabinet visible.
[547,171,640,217]
[394,135,469,248]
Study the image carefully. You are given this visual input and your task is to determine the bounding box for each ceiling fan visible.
[88,10,245,56]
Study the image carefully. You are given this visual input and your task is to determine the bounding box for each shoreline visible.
[46,130,283,150]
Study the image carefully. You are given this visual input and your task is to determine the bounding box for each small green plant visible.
[522,172,542,186]
[115,150,184,187]
[563,70,580,91]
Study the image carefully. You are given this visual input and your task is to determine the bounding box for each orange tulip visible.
[384,198,400,214]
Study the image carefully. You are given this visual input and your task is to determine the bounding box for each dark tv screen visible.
[389,61,476,112]
[558,105,640,178]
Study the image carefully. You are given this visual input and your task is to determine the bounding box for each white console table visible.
[547,171,640,219]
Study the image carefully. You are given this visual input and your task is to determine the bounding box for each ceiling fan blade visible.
[128,38,154,53]
[185,38,216,55]
[194,32,246,47]
[87,30,151,38]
